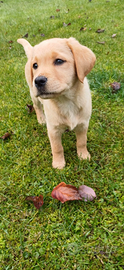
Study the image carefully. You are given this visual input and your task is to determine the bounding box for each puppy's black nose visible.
[35,76,47,88]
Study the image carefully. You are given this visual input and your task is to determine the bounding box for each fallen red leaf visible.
[51,182,82,203]
[51,182,96,203]
[8,40,13,44]
[0,132,11,140]
[26,195,43,209]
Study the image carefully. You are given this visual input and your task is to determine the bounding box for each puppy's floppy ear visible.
[67,37,96,83]
[17,38,33,59]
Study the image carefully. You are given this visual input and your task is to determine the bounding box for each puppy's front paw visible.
[37,115,46,125]
[34,106,46,124]
[78,150,91,161]
[52,160,65,169]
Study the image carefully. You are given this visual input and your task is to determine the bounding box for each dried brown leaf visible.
[26,104,34,113]
[96,29,105,33]
[63,22,67,27]
[111,82,121,93]
[80,27,87,31]
[63,22,71,27]
[51,182,82,203]
[56,9,60,12]
[26,195,43,209]
[8,40,13,44]
[0,132,11,140]
[23,33,28,38]
[97,41,105,44]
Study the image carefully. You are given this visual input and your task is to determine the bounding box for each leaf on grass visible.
[65,9,69,13]
[8,40,13,44]
[97,41,105,44]
[26,195,43,209]
[78,185,96,201]
[0,132,11,140]
[26,104,34,113]
[51,182,96,203]
[80,27,87,31]
[51,182,82,203]
[111,82,121,93]
[23,33,28,38]
[63,22,67,27]
[96,29,105,33]
[112,34,116,38]
[63,22,71,27]
[56,9,60,12]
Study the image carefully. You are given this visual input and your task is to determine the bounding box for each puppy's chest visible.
[58,101,82,130]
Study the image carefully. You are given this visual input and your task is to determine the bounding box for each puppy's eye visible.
[54,59,66,65]
[33,63,38,69]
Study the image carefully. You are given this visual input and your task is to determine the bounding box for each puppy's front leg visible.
[33,102,46,125]
[30,90,45,124]
[48,128,65,169]
[75,124,90,160]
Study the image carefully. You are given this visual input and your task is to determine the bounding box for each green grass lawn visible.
[0,0,124,269]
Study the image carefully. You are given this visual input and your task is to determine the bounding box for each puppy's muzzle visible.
[35,76,48,97]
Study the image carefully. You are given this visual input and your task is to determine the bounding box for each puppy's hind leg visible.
[30,91,45,124]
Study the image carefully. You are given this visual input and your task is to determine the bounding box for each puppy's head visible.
[17,37,96,99]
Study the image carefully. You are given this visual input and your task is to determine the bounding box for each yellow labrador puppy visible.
[17,37,96,169]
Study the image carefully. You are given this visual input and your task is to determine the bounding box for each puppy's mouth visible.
[36,91,59,99]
